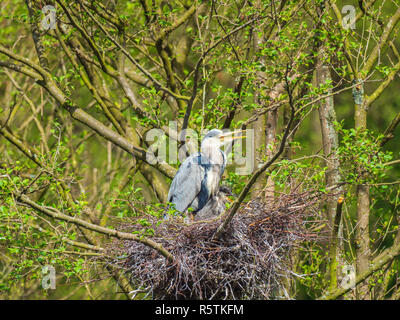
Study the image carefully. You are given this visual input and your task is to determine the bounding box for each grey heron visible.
[167,129,244,220]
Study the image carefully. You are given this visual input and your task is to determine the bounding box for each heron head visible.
[202,129,245,149]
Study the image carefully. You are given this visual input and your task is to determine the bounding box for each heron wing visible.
[167,153,206,212]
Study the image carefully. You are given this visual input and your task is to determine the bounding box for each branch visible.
[17,194,175,262]
[0,60,42,79]
[0,44,48,79]
[365,59,400,106]
[0,44,177,178]
[362,7,400,74]
[74,0,190,101]
[55,26,125,136]
[223,76,245,129]
[25,0,50,71]
[56,0,111,73]
[320,239,400,300]
[29,222,104,252]
[380,111,400,147]
[154,3,198,42]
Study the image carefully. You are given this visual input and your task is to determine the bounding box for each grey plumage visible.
[167,153,209,213]
[167,129,239,218]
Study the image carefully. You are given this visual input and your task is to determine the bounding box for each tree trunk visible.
[354,80,371,300]
[316,57,344,294]
[252,18,267,196]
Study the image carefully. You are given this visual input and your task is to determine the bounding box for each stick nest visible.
[106,191,327,300]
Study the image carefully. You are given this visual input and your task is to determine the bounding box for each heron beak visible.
[220,129,244,137]
[219,129,246,142]
[229,135,246,141]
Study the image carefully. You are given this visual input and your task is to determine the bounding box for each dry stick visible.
[213,69,296,239]
[17,194,175,262]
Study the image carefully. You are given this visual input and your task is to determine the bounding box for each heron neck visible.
[201,142,224,165]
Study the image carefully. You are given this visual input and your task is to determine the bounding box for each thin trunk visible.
[252,20,267,196]
[316,62,341,223]
[264,109,277,198]
[316,58,343,293]
[353,79,371,300]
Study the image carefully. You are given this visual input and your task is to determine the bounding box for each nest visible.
[107,191,328,300]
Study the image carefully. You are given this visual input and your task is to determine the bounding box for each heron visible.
[167,129,245,221]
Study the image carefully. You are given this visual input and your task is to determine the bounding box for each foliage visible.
[0,0,400,300]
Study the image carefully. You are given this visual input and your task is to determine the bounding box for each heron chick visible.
[167,129,245,221]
